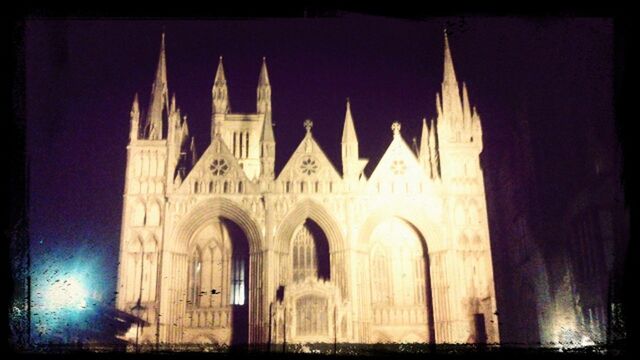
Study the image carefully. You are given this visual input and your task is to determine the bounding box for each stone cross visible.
[391,121,401,135]
[304,119,313,133]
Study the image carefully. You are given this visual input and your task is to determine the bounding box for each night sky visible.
[25,16,615,326]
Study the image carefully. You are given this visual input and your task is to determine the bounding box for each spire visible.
[170,93,177,113]
[214,56,227,83]
[145,32,168,140]
[341,98,360,179]
[462,82,472,130]
[429,118,439,179]
[258,57,270,86]
[341,98,358,144]
[212,56,229,115]
[190,136,197,167]
[129,93,140,142]
[440,30,463,134]
[257,57,272,114]
[419,118,430,172]
[443,30,458,85]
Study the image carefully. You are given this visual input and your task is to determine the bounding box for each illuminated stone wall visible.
[115,33,500,346]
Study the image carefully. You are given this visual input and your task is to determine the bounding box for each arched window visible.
[131,201,145,227]
[371,247,392,305]
[291,225,318,282]
[147,201,161,227]
[230,257,245,305]
[188,248,202,307]
[238,181,244,193]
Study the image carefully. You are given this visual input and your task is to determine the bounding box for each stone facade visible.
[116,33,500,346]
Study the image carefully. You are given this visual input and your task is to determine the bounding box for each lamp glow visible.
[43,275,88,310]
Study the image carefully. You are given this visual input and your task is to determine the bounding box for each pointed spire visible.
[462,82,472,130]
[214,56,227,84]
[429,118,439,179]
[341,98,358,144]
[212,56,229,115]
[257,57,272,114]
[440,30,463,134]
[189,136,197,167]
[443,30,458,85]
[258,56,270,86]
[129,93,140,142]
[145,32,169,140]
[419,118,430,170]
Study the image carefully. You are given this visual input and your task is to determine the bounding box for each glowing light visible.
[43,275,89,311]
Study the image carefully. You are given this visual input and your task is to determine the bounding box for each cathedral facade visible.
[116,33,500,347]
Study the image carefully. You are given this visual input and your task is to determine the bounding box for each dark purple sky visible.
[26,17,614,297]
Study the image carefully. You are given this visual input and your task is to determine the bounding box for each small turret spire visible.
[341,98,360,179]
[429,118,439,179]
[341,97,358,144]
[258,56,270,86]
[257,57,272,114]
[419,118,430,173]
[212,56,229,115]
[462,82,472,130]
[129,93,140,142]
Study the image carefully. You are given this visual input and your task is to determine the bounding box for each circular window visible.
[210,158,230,176]
[299,156,318,176]
[391,159,406,175]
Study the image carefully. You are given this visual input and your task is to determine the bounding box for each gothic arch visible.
[172,197,263,254]
[357,203,444,252]
[274,198,345,254]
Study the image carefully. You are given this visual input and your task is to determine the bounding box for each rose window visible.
[391,160,406,175]
[210,158,230,176]
[300,157,318,176]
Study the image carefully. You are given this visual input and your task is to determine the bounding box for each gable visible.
[176,135,253,195]
[276,132,341,183]
[367,133,430,191]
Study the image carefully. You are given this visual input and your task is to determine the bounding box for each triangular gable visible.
[367,133,430,187]
[276,132,341,182]
[176,135,251,194]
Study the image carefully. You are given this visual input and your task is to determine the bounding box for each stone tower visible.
[116,32,499,347]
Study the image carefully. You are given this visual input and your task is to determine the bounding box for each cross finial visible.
[304,119,313,133]
[391,121,401,136]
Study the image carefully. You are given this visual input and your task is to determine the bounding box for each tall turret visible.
[436,31,482,180]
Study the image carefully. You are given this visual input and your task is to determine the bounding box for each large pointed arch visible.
[171,197,263,254]
[274,198,345,254]
[357,202,445,252]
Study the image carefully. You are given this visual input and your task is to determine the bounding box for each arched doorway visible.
[368,217,435,343]
[186,217,249,346]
